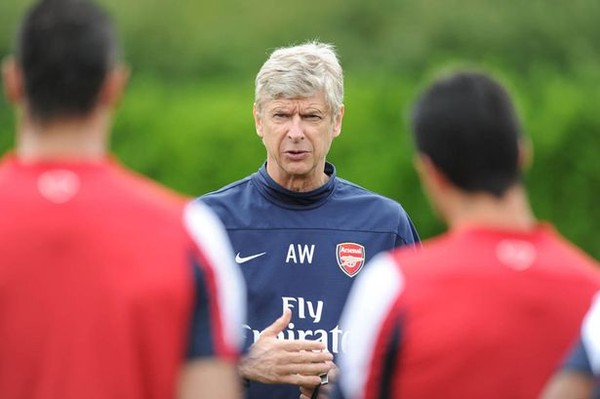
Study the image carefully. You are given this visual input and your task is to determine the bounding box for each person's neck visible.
[16,112,110,162]
[446,185,537,232]
[266,162,330,192]
[277,173,330,192]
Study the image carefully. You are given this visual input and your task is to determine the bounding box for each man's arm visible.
[540,369,594,399]
[179,359,242,399]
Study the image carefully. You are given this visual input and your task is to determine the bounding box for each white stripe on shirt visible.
[582,291,600,375]
[183,201,246,352]
[338,252,405,399]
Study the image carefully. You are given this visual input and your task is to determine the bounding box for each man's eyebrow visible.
[302,104,327,111]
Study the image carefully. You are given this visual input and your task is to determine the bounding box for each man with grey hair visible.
[198,41,420,399]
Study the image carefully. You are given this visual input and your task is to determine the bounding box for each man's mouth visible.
[284,150,309,160]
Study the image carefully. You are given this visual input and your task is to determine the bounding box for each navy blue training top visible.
[198,162,420,399]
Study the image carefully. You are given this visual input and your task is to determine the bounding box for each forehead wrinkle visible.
[266,96,329,114]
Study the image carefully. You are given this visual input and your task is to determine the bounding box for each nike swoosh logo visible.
[235,252,267,264]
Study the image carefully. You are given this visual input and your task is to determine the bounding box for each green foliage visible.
[111,74,260,195]
[0,0,598,259]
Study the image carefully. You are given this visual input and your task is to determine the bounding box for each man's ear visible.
[2,57,24,105]
[414,153,455,222]
[253,103,263,138]
[414,153,450,193]
[332,104,344,138]
[98,64,130,109]
[518,136,533,172]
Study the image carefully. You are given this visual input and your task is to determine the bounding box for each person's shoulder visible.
[198,175,253,203]
[195,174,257,226]
[335,176,390,197]
[390,233,456,271]
[333,176,419,242]
[108,163,188,215]
[182,200,233,246]
[540,224,599,267]
[334,177,405,209]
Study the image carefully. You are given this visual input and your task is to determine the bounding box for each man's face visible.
[254,91,344,192]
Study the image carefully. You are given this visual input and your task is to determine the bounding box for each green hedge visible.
[0,0,598,259]
[10,68,599,256]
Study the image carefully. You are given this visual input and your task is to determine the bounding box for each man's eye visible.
[273,113,288,119]
[304,114,322,121]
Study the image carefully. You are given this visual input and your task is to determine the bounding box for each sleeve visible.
[581,292,600,376]
[336,252,406,399]
[182,201,247,360]
[562,339,593,375]
[563,292,600,376]
[395,208,421,248]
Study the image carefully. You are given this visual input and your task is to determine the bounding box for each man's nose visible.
[287,115,305,140]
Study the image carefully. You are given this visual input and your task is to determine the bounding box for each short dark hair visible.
[16,0,120,122]
[411,71,522,197]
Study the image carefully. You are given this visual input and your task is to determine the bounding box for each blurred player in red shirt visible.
[0,1,245,398]
[333,71,600,399]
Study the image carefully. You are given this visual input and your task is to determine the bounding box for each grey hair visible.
[254,41,344,116]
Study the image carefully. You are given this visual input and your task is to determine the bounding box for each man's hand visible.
[299,383,330,399]
[299,362,337,399]
[239,308,334,386]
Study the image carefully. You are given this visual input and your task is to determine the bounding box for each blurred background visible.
[1,0,598,258]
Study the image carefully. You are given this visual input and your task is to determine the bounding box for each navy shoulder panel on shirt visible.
[333,177,420,244]
[198,168,419,246]
[334,178,408,221]
[197,175,256,227]
[562,338,593,375]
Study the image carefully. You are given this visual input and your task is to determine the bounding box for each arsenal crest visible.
[336,242,365,277]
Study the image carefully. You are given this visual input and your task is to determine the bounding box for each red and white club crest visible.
[336,242,366,277]
[37,169,80,204]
